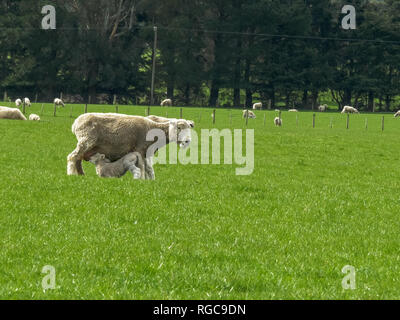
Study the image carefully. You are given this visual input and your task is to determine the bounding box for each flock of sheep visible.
[0,97,65,121]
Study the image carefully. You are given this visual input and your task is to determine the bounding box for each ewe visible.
[89,152,144,179]
[15,99,22,107]
[242,110,256,119]
[394,111,400,118]
[0,106,27,120]
[318,104,328,112]
[67,113,194,179]
[253,102,262,110]
[341,106,359,114]
[29,114,40,121]
[54,98,65,107]
[274,117,282,126]
[161,99,172,107]
[24,98,31,107]
[288,109,298,112]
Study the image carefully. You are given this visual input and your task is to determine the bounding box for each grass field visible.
[1,102,400,299]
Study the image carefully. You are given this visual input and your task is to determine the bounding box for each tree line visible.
[1,0,400,111]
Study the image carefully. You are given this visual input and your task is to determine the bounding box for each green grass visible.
[1,102,400,299]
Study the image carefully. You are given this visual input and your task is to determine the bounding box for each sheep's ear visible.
[188,120,195,128]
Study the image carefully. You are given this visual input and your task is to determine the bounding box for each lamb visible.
[394,111,400,118]
[15,99,22,107]
[67,113,195,180]
[0,106,27,120]
[89,152,144,179]
[253,102,262,110]
[242,110,256,119]
[161,99,172,107]
[24,98,31,107]
[29,114,40,121]
[341,106,359,114]
[54,98,65,107]
[288,109,298,112]
[318,104,328,112]
[274,117,282,126]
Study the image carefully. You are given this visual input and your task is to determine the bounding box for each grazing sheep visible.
[15,99,22,107]
[0,106,27,120]
[24,98,31,107]
[274,117,282,126]
[274,109,280,112]
[29,114,40,121]
[253,102,262,110]
[318,104,328,112]
[394,111,400,118]
[288,109,298,112]
[54,98,65,107]
[161,99,172,107]
[242,110,256,119]
[89,152,144,179]
[67,113,195,179]
[341,106,359,114]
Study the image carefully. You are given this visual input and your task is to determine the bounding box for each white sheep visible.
[89,152,144,179]
[318,104,327,112]
[341,106,359,114]
[274,109,280,112]
[24,98,31,107]
[242,110,256,119]
[274,117,282,126]
[54,98,65,107]
[161,99,172,107]
[253,102,262,110]
[394,110,400,118]
[15,99,22,107]
[29,114,40,121]
[0,106,27,120]
[288,109,298,112]
[67,113,194,179]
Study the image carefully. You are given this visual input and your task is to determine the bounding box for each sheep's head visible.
[89,153,107,165]
[169,119,195,149]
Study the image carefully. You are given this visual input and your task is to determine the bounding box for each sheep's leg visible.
[144,157,155,180]
[67,140,95,176]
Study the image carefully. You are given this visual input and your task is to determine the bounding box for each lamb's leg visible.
[144,157,155,180]
[67,140,95,176]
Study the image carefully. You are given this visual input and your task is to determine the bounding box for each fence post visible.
[84,103,88,114]
[382,116,385,131]
[346,113,350,129]
[199,111,201,123]
[246,110,249,126]
[180,108,183,119]
[70,104,73,118]
[213,109,216,125]
[263,113,266,126]
[3,91,7,102]
[147,106,150,116]
[313,113,316,128]
[53,103,57,117]
[365,118,368,130]
[22,100,26,114]
[40,103,44,116]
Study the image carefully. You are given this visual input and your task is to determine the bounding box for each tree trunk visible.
[368,91,374,112]
[302,90,308,109]
[244,58,252,108]
[167,78,174,101]
[311,90,319,110]
[209,81,219,107]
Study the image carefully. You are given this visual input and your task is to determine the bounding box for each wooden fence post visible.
[40,103,44,116]
[346,113,350,129]
[365,118,368,130]
[246,110,249,126]
[263,113,266,126]
[85,104,88,114]
[382,116,385,131]
[22,100,26,114]
[180,108,183,119]
[213,109,216,125]
[53,103,57,117]
[313,113,316,128]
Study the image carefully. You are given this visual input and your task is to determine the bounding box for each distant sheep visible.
[24,98,31,107]
[15,99,22,107]
[243,110,256,119]
[274,109,280,112]
[161,99,172,107]
[0,106,27,120]
[274,117,282,127]
[253,102,262,110]
[341,106,359,114]
[29,114,40,121]
[394,110,400,118]
[89,152,144,179]
[54,98,65,107]
[318,104,327,112]
[288,109,298,112]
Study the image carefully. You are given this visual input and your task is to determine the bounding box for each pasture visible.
[1,102,400,299]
